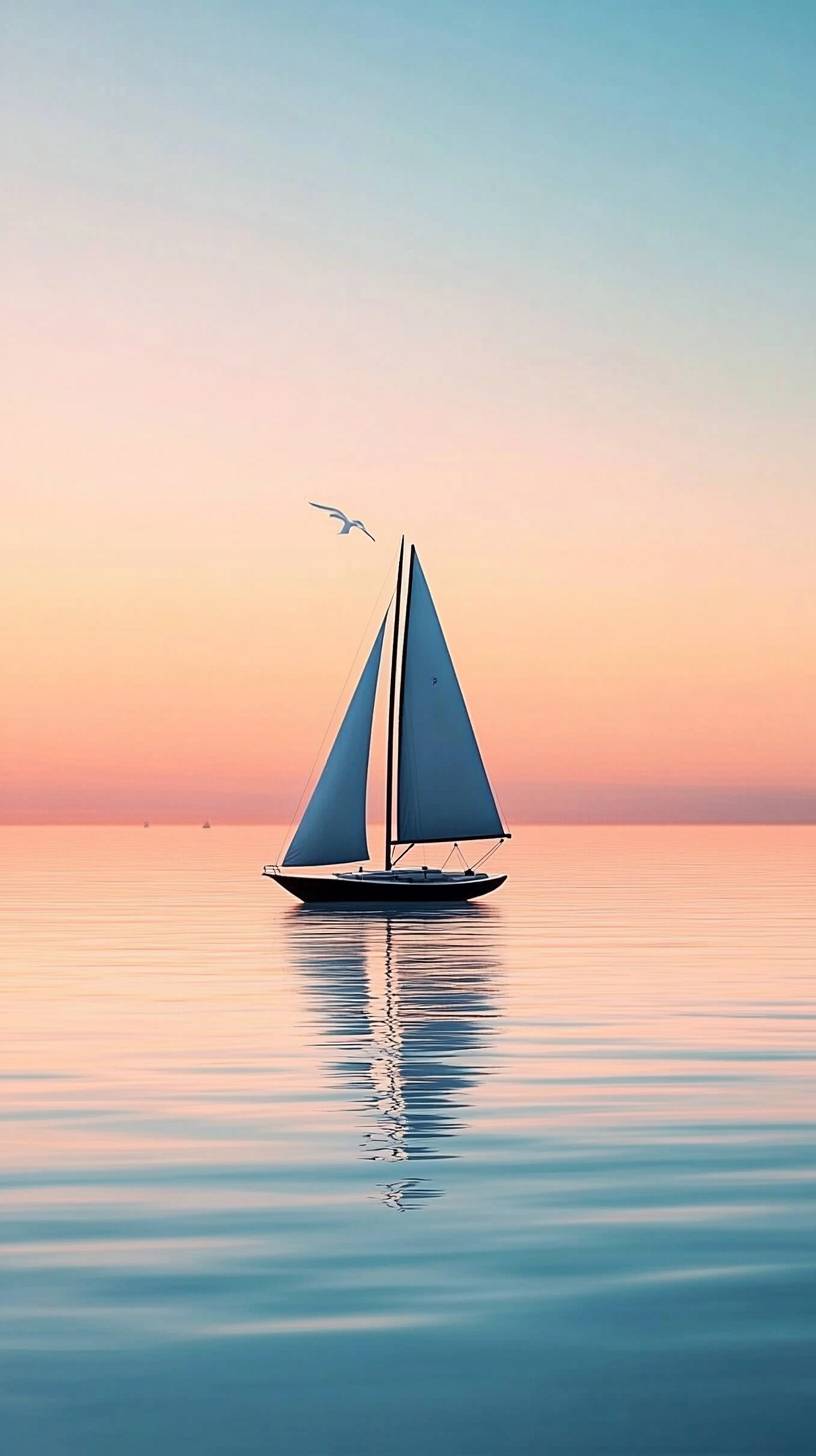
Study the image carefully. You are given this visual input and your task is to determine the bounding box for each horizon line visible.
[2,820,815,829]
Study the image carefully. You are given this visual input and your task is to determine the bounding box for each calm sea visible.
[2,826,815,1455]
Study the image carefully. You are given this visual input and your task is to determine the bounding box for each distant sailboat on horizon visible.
[264,539,510,904]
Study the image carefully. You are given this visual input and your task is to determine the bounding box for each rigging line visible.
[469,839,504,871]
[277,547,399,864]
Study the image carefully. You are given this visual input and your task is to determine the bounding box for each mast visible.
[384,537,405,870]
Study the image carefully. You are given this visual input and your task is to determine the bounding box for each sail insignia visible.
[396,550,504,845]
[283,615,387,868]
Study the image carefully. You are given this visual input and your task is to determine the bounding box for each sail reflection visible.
[286,906,501,1208]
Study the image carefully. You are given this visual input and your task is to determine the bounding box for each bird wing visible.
[351,520,376,542]
[309,501,349,523]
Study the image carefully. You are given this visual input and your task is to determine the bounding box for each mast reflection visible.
[286,905,500,1209]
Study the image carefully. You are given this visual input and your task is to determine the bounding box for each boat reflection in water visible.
[286,904,501,1209]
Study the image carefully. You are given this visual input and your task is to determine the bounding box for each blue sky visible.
[3,2,815,820]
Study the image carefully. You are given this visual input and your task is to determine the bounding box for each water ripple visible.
[2,825,815,1454]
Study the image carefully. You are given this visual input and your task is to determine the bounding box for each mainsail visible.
[397,551,504,844]
[283,615,387,867]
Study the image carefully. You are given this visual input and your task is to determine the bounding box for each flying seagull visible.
[309,502,375,541]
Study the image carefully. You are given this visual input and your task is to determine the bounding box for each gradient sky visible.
[3,1,815,823]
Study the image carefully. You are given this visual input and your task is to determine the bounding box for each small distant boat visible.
[264,538,509,904]
[202,821,211,829]
[143,821,150,829]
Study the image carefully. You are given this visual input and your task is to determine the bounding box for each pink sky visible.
[3,5,815,824]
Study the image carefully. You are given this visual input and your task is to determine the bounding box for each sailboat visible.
[264,540,510,903]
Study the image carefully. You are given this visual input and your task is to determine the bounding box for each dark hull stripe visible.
[266,872,506,904]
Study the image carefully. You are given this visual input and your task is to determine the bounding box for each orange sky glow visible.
[3,5,815,824]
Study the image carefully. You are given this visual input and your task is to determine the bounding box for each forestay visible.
[397,552,504,844]
[283,616,387,867]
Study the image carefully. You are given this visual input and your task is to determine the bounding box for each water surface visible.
[2,826,815,1453]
